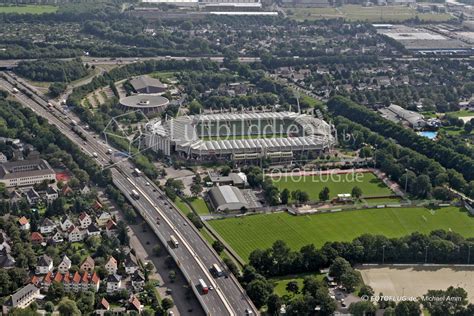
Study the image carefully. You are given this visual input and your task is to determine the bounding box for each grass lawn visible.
[189,197,210,215]
[446,109,474,118]
[0,5,58,14]
[175,198,192,215]
[209,206,474,261]
[149,71,176,82]
[271,273,325,297]
[272,172,392,201]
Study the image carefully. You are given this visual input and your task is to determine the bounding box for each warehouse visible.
[379,104,426,129]
[144,111,335,162]
[208,185,260,212]
[129,75,168,94]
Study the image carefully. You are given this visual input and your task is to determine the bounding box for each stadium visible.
[144,111,336,162]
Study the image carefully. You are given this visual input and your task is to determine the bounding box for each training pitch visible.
[272,172,393,201]
[358,265,474,303]
[209,207,474,261]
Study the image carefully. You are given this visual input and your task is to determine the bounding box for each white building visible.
[0,159,55,188]
[57,255,71,274]
[36,255,53,275]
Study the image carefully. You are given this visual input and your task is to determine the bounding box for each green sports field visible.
[272,172,392,201]
[209,207,474,261]
[0,5,58,14]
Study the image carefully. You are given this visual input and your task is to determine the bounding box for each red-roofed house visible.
[78,212,92,229]
[18,217,30,231]
[30,232,44,245]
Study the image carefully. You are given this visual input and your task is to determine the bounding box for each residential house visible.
[128,295,143,313]
[44,186,59,203]
[36,255,53,275]
[105,220,117,237]
[30,232,44,245]
[60,185,73,197]
[18,216,30,231]
[25,188,41,206]
[0,248,15,269]
[105,257,118,275]
[59,215,73,231]
[2,284,40,314]
[131,270,145,291]
[80,185,91,195]
[50,230,64,244]
[97,298,110,313]
[106,274,122,293]
[68,225,85,242]
[0,153,7,163]
[42,271,100,293]
[123,253,139,275]
[57,255,71,274]
[78,212,92,229]
[39,218,56,234]
[87,224,101,237]
[80,256,95,272]
[9,190,22,206]
[96,212,112,227]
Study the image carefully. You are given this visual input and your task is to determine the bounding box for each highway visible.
[0,56,261,69]
[0,72,258,316]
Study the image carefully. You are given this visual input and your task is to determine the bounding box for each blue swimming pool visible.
[418,131,438,140]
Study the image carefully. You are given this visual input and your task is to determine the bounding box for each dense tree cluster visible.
[14,58,89,82]
[329,96,474,183]
[335,116,474,198]
[249,230,474,279]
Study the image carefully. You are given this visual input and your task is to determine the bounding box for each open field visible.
[189,197,210,215]
[0,5,58,14]
[358,265,474,302]
[271,273,325,297]
[209,207,474,261]
[286,5,452,22]
[272,172,392,201]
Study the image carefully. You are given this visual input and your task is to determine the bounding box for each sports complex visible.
[144,111,336,161]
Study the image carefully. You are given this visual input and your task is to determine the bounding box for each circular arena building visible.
[144,111,336,163]
[119,94,169,114]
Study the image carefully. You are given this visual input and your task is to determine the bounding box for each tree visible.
[351,186,363,199]
[168,270,176,283]
[285,280,299,294]
[394,300,421,316]
[349,301,377,316]
[246,279,273,308]
[221,166,231,176]
[280,188,290,204]
[358,285,375,298]
[161,297,174,310]
[44,301,55,313]
[266,294,282,316]
[319,186,330,201]
[423,287,468,316]
[187,212,203,229]
[190,183,203,197]
[153,244,162,257]
[58,298,81,316]
[212,240,225,254]
[340,270,361,292]
[414,174,432,198]
[47,282,65,303]
[329,257,352,281]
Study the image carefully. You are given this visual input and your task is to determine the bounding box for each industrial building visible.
[144,111,335,162]
[0,159,56,188]
[119,95,170,114]
[208,185,260,212]
[379,104,426,129]
[129,75,167,94]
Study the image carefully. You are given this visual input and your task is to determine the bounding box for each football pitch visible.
[0,5,58,14]
[272,172,392,201]
[209,207,474,261]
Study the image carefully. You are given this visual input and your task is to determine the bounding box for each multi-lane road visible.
[0,56,261,69]
[0,72,258,316]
